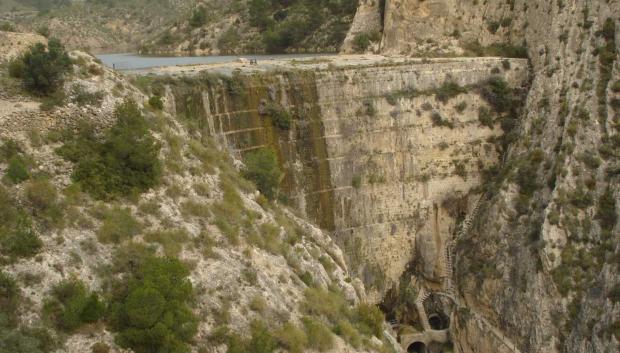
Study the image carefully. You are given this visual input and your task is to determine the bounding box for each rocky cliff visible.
[359,0,620,352]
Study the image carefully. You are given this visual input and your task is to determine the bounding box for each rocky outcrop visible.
[0,51,380,353]
[341,0,384,53]
[338,0,620,352]
[354,0,620,352]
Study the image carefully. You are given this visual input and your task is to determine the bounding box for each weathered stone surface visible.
[341,0,384,53]
[357,0,620,352]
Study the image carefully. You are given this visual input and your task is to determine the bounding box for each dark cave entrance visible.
[428,312,450,330]
[407,341,427,353]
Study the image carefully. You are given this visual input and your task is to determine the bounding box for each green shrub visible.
[71,85,104,107]
[144,229,189,257]
[189,6,208,27]
[39,91,67,111]
[254,0,356,53]
[57,100,162,200]
[436,81,466,103]
[25,179,63,226]
[0,21,16,32]
[0,186,41,260]
[8,58,25,78]
[0,325,56,353]
[248,320,277,353]
[0,271,20,325]
[218,28,241,52]
[353,303,384,337]
[275,323,308,353]
[597,188,617,232]
[516,154,543,197]
[243,148,282,200]
[43,279,104,332]
[334,320,361,348]
[430,112,455,129]
[478,106,494,128]
[454,101,467,113]
[302,317,333,352]
[36,26,50,38]
[11,38,71,96]
[108,256,198,353]
[0,139,22,161]
[97,206,141,243]
[609,283,620,303]
[502,59,511,70]
[110,242,157,274]
[302,287,349,323]
[265,103,292,130]
[353,33,371,52]
[463,41,528,58]
[91,342,110,353]
[1,224,42,259]
[479,77,514,113]
[5,155,30,184]
[299,271,313,286]
[148,95,164,110]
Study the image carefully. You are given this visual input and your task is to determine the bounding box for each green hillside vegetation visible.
[249,0,358,53]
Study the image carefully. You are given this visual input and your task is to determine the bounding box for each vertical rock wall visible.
[368,0,620,352]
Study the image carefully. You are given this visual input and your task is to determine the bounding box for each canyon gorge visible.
[0,1,618,353]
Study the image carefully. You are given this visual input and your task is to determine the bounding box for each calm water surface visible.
[96,53,331,70]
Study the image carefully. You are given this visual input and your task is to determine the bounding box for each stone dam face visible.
[163,58,530,300]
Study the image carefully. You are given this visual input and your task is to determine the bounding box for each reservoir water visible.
[96,53,331,71]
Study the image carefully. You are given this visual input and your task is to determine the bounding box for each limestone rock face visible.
[341,0,384,53]
[0,53,380,353]
[354,0,620,352]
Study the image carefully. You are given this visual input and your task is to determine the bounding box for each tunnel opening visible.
[407,341,426,353]
[428,312,450,330]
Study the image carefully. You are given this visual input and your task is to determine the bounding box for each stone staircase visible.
[442,195,484,294]
[415,288,433,331]
[440,195,523,353]
[397,195,523,353]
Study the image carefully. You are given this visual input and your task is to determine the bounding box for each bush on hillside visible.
[9,38,71,96]
[57,100,162,200]
[0,271,20,326]
[353,303,384,337]
[108,256,198,353]
[252,0,357,53]
[353,33,371,52]
[1,140,31,184]
[189,6,208,27]
[43,279,104,332]
[265,102,292,130]
[436,81,467,103]
[0,22,16,32]
[5,156,30,184]
[148,95,164,110]
[0,325,56,353]
[97,206,142,243]
[243,148,282,200]
[302,317,333,352]
[0,186,41,260]
[597,188,617,232]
